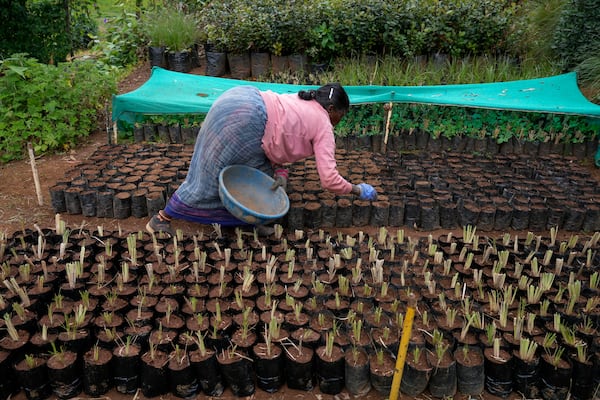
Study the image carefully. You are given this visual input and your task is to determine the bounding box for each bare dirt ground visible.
[1,61,599,400]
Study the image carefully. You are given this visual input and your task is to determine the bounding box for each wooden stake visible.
[383,102,393,153]
[27,142,44,206]
[113,121,118,144]
[389,301,415,400]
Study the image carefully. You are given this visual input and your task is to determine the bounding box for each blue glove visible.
[271,175,287,191]
[357,183,377,201]
[271,168,288,191]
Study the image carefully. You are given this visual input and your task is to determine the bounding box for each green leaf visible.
[7,66,28,78]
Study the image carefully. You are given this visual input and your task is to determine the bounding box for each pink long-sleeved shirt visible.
[260,90,352,195]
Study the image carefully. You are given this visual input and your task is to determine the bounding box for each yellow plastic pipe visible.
[389,305,415,400]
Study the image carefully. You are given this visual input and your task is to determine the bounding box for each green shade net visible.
[112,67,600,128]
[111,67,600,166]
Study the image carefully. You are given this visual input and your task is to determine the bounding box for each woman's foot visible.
[146,211,174,237]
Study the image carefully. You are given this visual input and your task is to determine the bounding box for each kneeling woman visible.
[146,82,377,236]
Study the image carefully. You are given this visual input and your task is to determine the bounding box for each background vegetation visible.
[0,0,598,163]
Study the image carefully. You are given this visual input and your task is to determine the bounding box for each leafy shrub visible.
[0,54,117,163]
[0,0,30,59]
[552,0,600,69]
[70,2,99,51]
[0,0,98,64]
[91,7,146,67]
[14,0,71,64]
[270,0,311,55]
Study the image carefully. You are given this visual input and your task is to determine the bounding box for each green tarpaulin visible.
[112,67,600,128]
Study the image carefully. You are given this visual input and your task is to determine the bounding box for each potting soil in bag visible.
[370,368,393,395]
[140,352,169,398]
[455,358,484,395]
[250,52,270,78]
[428,361,457,398]
[112,349,140,394]
[168,360,199,398]
[228,52,251,79]
[167,51,191,73]
[205,51,227,77]
[96,191,114,218]
[0,351,18,399]
[484,356,514,398]
[284,347,314,391]
[512,356,540,398]
[14,360,52,400]
[80,190,97,217]
[148,46,167,68]
[400,361,431,397]
[570,358,595,400]
[540,355,572,400]
[47,357,82,400]
[82,361,113,396]
[344,351,371,396]
[218,357,255,397]
[191,351,224,396]
[253,347,284,393]
[315,354,345,394]
[49,184,67,213]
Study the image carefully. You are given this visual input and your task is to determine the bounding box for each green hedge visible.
[198,0,522,60]
[552,0,600,69]
[0,0,98,64]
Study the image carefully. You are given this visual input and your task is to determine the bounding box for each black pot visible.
[148,46,167,68]
[344,347,371,396]
[217,351,255,397]
[14,357,52,400]
[513,355,540,398]
[168,353,198,398]
[401,358,432,396]
[112,345,141,394]
[47,351,82,400]
[190,349,224,396]
[284,347,314,391]
[539,354,572,400]
[167,50,191,73]
[454,347,485,396]
[427,351,457,398]
[252,343,284,393]
[82,348,113,396]
[205,50,228,76]
[570,357,594,400]
[140,350,169,398]
[484,349,513,398]
[315,346,345,395]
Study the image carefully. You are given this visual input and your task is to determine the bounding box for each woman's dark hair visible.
[298,83,350,113]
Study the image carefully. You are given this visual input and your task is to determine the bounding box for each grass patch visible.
[314,54,561,87]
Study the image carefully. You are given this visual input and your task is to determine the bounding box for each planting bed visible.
[48,142,600,233]
[2,63,600,400]
[0,219,599,400]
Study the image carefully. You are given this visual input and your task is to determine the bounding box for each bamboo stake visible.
[382,102,393,152]
[27,142,43,206]
[112,121,118,144]
[389,297,416,400]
